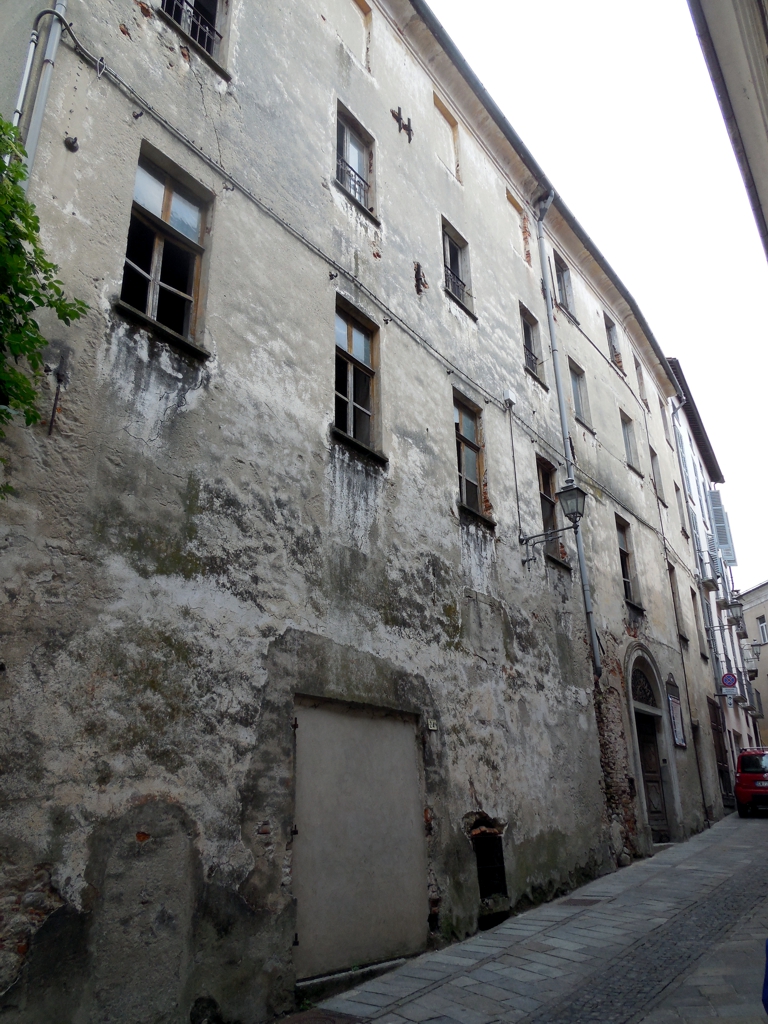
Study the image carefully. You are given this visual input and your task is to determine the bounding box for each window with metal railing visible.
[161,0,221,57]
[442,221,473,312]
[336,112,375,214]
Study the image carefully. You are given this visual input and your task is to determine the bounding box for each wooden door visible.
[636,712,669,842]
[708,697,733,802]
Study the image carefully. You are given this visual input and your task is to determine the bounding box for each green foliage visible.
[0,117,88,448]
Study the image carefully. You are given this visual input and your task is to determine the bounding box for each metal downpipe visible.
[537,191,602,680]
[22,0,68,190]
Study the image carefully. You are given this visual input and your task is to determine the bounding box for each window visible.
[443,221,472,311]
[758,615,768,645]
[617,518,639,604]
[554,252,573,312]
[633,356,649,409]
[434,93,460,180]
[120,158,206,346]
[668,563,686,640]
[620,411,640,471]
[161,0,221,58]
[537,458,561,559]
[454,397,482,513]
[335,308,374,447]
[675,483,688,537]
[691,589,707,655]
[336,110,374,213]
[521,304,543,380]
[569,360,591,426]
[649,447,665,502]
[506,189,532,265]
[604,313,622,369]
[659,397,672,445]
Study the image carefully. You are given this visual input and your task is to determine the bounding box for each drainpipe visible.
[21,1,68,190]
[536,190,602,680]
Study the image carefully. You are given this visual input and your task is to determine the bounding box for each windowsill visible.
[666,439,675,451]
[444,289,478,322]
[657,496,668,508]
[627,464,644,479]
[155,7,231,81]
[114,300,211,359]
[575,415,594,434]
[545,551,572,572]
[626,598,645,615]
[330,425,388,466]
[457,502,496,530]
[681,529,689,540]
[679,633,689,645]
[700,650,709,662]
[556,303,580,327]
[524,365,549,390]
[332,178,381,226]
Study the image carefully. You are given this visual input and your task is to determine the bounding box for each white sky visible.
[424,0,768,592]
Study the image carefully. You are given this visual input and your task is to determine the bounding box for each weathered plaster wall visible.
[0,0,724,1020]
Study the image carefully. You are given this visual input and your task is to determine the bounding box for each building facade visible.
[0,1,741,1020]
[668,359,763,799]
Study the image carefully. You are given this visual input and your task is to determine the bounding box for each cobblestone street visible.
[316,815,768,1024]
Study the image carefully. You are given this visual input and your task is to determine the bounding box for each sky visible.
[424,0,768,593]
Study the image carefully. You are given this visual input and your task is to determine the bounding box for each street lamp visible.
[556,483,587,524]
[751,640,762,662]
[520,481,588,565]
[727,600,744,624]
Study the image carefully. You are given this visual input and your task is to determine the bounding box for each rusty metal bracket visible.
[391,106,414,142]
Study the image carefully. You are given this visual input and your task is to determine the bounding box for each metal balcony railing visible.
[755,688,764,719]
[444,264,467,305]
[336,156,370,209]
[161,0,221,56]
[524,345,539,376]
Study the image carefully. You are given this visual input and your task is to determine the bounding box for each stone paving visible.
[318,815,768,1024]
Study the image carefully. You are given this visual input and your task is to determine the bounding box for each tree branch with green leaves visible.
[0,117,88,475]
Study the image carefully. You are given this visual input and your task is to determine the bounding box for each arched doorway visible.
[628,656,679,844]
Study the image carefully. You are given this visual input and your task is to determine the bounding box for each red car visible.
[735,747,768,817]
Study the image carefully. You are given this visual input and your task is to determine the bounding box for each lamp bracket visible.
[519,523,577,566]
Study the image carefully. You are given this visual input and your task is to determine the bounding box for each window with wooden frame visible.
[675,483,689,538]
[569,359,590,426]
[454,397,483,513]
[633,355,649,409]
[620,411,640,471]
[758,615,768,646]
[604,313,622,369]
[617,517,640,605]
[334,308,375,448]
[649,446,665,503]
[521,304,543,381]
[691,588,707,656]
[537,457,561,559]
[553,252,573,312]
[336,107,375,214]
[659,396,672,445]
[120,158,206,348]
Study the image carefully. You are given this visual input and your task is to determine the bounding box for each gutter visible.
[407,0,683,398]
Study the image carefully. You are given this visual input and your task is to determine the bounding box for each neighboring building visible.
[668,359,762,801]
[687,0,768,260]
[0,1,742,1019]
[739,579,768,736]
